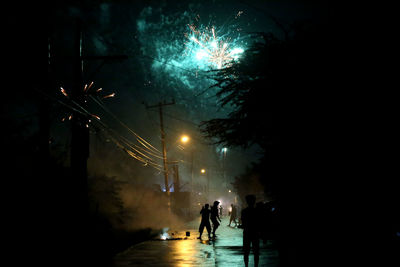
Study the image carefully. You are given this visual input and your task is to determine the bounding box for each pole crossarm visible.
[81,55,128,61]
[143,99,175,109]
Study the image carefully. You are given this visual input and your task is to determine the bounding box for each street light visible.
[200,168,206,174]
[180,135,189,143]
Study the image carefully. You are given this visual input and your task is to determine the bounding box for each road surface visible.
[113,217,279,266]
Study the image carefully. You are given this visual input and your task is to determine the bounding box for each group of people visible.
[198,200,221,240]
[198,195,276,267]
[198,201,239,240]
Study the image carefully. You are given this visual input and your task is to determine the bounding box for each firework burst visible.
[185,19,245,69]
[60,81,115,126]
[136,8,250,91]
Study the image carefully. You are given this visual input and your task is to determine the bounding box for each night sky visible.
[4,0,328,193]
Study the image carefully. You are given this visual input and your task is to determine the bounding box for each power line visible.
[70,98,163,165]
[35,87,166,173]
[147,109,200,127]
[90,95,163,156]
[84,109,165,172]
[148,108,262,159]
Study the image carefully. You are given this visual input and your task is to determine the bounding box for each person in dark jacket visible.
[241,195,260,267]
[211,201,221,239]
[198,204,211,240]
[228,203,238,227]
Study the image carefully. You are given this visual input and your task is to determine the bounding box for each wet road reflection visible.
[113,217,279,267]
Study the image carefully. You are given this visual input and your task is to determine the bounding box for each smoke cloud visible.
[119,183,186,231]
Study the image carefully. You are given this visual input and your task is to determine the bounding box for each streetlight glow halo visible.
[180,135,190,143]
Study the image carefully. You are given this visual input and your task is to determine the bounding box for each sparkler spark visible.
[60,87,68,97]
[60,82,113,100]
[103,92,115,99]
[59,81,114,126]
[91,114,101,120]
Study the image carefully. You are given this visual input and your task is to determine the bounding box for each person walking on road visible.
[228,203,237,227]
[241,195,260,267]
[198,204,211,240]
[211,201,221,239]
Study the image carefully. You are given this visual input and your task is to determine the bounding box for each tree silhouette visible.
[200,32,280,151]
[201,19,325,153]
[201,18,331,267]
[201,18,329,204]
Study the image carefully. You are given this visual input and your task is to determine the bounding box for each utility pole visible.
[191,151,195,217]
[191,150,194,194]
[71,20,89,218]
[207,171,210,202]
[144,100,175,205]
[70,19,127,217]
[38,32,52,163]
[172,164,180,193]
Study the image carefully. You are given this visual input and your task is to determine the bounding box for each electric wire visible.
[84,110,165,172]
[90,95,163,156]
[35,87,165,172]
[75,100,164,168]
[63,89,167,171]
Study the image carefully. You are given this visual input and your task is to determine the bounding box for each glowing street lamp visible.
[200,168,206,174]
[180,135,190,144]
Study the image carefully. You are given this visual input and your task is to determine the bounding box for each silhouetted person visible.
[228,203,237,227]
[241,195,260,267]
[211,201,221,239]
[198,204,211,240]
[219,205,223,217]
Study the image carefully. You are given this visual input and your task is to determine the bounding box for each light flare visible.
[160,228,170,240]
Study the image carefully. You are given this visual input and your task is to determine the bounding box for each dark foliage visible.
[201,19,333,266]
[200,20,326,153]
[201,20,329,203]
[200,33,280,151]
